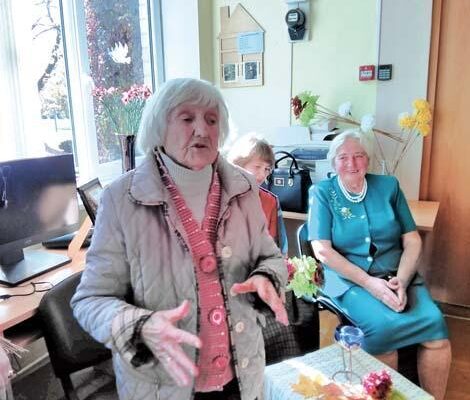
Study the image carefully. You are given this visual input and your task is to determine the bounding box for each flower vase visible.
[117,134,136,173]
[380,160,390,175]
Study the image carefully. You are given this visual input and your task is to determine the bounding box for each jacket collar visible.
[128,152,253,206]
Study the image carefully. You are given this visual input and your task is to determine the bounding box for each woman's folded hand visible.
[363,276,402,312]
[141,300,202,387]
[386,277,408,312]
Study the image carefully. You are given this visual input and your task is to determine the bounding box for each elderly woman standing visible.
[72,78,288,400]
[308,130,451,400]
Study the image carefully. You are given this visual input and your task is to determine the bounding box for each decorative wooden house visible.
[218,4,264,88]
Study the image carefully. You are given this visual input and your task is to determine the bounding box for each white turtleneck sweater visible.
[160,151,212,225]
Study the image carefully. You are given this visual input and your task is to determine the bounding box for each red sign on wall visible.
[359,65,375,81]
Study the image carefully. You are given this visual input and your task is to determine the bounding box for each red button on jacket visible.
[212,355,229,370]
[199,255,217,273]
[208,308,225,326]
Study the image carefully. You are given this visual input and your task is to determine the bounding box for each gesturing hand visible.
[230,275,289,326]
[363,276,402,312]
[141,300,202,387]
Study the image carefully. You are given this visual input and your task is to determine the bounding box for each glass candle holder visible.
[332,325,365,384]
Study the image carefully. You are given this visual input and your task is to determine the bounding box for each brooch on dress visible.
[329,189,356,220]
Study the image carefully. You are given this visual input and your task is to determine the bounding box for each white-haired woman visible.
[72,78,288,400]
[308,130,451,399]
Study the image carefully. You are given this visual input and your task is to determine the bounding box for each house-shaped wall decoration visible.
[218,4,264,88]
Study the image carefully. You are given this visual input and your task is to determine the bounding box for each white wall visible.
[375,0,433,199]
[161,0,201,80]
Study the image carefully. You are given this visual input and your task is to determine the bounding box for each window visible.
[0,0,162,184]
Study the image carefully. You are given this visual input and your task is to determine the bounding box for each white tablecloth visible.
[264,344,433,400]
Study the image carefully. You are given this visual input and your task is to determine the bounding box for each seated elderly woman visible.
[71,78,288,400]
[227,134,288,256]
[308,130,451,400]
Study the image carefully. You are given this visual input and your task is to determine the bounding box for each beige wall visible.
[209,0,377,135]
[292,0,378,120]
[201,0,432,198]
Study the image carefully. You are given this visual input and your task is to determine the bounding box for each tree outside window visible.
[84,0,153,164]
[32,0,74,157]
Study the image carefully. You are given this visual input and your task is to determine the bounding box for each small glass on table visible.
[332,325,365,385]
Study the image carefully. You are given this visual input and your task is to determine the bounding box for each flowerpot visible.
[117,134,136,173]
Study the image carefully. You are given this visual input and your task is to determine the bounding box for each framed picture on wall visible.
[223,63,237,82]
[242,61,260,82]
[77,178,103,224]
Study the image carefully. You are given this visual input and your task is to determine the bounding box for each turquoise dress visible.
[308,174,448,354]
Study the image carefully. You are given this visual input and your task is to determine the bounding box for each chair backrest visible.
[296,222,314,258]
[38,271,111,378]
[295,222,355,327]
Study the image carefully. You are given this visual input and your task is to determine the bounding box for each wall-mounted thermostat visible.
[359,65,375,81]
[378,64,393,81]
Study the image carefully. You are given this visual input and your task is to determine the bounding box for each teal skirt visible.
[333,283,448,354]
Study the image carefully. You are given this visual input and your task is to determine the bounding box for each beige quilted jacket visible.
[71,153,287,400]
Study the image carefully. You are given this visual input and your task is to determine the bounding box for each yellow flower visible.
[417,123,431,137]
[398,113,416,130]
[388,99,433,174]
[413,99,429,111]
[416,109,432,124]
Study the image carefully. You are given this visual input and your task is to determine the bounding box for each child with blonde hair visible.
[228,134,288,255]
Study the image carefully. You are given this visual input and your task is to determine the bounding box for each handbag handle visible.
[274,151,299,177]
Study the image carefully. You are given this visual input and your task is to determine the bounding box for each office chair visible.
[38,271,114,400]
[296,222,419,385]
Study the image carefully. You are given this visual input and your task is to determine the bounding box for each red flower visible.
[312,264,324,286]
[291,96,306,118]
[362,370,393,400]
[286,259,296,281]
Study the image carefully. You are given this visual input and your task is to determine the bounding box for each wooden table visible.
[264,344,434,399]
[0,249,86,344]
[0,218,91,344]
[283,200,440,232]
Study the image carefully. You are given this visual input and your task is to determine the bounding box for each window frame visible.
[1,0,164,185]
[61,0,164,184]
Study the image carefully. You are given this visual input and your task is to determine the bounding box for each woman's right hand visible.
[363,276,402,312]
[141,300,202,387]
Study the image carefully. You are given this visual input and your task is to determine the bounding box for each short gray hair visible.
[226,133,275,168]
[137,78,230,155]
[327,130,374,170]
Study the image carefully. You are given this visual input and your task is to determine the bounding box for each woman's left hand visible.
[230,276,289,326]
[387,277,408,312]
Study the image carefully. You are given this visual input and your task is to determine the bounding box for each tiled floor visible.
[319,311,470,399]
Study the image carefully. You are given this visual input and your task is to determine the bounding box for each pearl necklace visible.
[338,176,368,203]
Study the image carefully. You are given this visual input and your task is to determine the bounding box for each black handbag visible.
[262,151,312,213]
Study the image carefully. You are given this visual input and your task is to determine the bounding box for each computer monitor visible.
[0,154,80,286]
